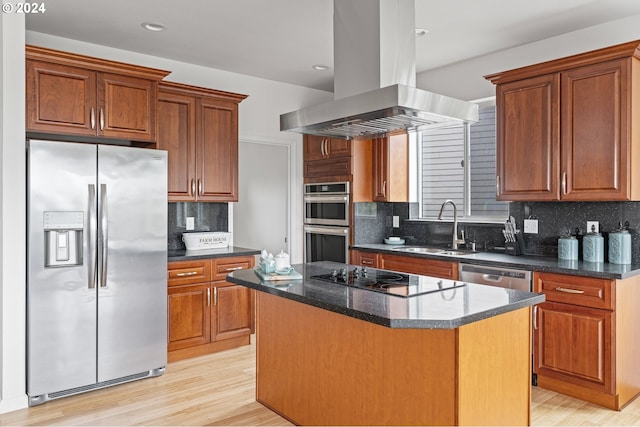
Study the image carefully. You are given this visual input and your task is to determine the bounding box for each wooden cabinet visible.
[350,250,458,280]
[167,255,255,362]
[350,250,379,268]
[304,135,351,160]
[379,253,457,279]
[487,40,640,201]
[495,74,559,201]
[533,271,640,410]
[372,132,409,202]
[26,45,169,144]
[303,135,352,180]
[158,82,247,202]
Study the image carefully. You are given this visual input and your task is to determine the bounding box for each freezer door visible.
[27,140,98,396]
[97,145,167,381]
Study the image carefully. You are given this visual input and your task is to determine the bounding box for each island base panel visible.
[255,292,531,426]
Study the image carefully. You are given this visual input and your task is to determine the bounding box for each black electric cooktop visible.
[311,267,464,298]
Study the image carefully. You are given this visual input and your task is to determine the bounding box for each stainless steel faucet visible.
[437,199,465,250]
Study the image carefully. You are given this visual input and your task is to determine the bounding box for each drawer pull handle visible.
[222,266,244,272]
[555,287,584,294]
[176,271,198,277]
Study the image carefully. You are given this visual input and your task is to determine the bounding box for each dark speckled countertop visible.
[352,243,640,280]
[168,246,260,262]
[227,261,544,329]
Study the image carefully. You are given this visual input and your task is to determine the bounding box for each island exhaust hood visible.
[280,0,479,139]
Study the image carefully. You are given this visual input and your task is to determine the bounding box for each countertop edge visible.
[168,246,260,262]
[351,244,640,280]
[227,268,545,330]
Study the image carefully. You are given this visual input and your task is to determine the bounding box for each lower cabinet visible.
[167,256,255,362]
[533,271,640,410]
[350,250,458,280]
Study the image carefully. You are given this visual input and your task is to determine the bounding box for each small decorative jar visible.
[558,235,578,261]
[609,228,631,264]
[583,227,604,263]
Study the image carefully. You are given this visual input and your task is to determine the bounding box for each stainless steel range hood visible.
[280,0,478,139]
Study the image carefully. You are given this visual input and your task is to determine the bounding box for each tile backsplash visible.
[168,202,228,249]
[354,201,640,262]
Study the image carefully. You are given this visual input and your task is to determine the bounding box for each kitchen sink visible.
[392,247,447,254]
[391,246,474,256]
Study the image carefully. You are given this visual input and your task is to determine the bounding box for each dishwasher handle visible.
[482,273,503,282]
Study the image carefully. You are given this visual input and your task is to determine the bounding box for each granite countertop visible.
[168,246,260,261]
[352,243,640,280]
[227,261,544,329]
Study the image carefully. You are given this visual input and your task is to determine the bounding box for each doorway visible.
[234,141,290,257]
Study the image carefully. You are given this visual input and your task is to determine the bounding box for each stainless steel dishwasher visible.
[458,263,532,291]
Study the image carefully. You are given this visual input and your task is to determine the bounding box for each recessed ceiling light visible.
[415,28,429,37]
[312,64,330,71]
[141,22,165,32]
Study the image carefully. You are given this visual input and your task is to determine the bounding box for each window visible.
[418,104,508,221]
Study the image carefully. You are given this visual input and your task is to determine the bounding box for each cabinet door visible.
[534,301,614,394]
[327,138,351,157]
[379,254,458,280]
[304,135,351,161]
[197,97,239,201]
[372,136,389,201]
[97,73,157,142]
[212,283,253,341]
[561,59,629,200]
[304,157,352,180]
[157,90,197,201]
[496,74,560,201]
[304,135,327,160]
[167,283,211,351]
[372,133,408,202]
[26,60,97,136]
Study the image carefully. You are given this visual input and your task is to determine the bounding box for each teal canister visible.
[609,229,631,264]
[558,235,578,261]
[583,230,604,263]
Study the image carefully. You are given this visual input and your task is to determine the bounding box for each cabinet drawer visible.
[212,256,255,281]
[379,254,458,280]
[304,157,351,178]
[168,260,211,286]
[534,272,613,310]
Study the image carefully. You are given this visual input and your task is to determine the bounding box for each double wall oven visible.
[304,182,350,264]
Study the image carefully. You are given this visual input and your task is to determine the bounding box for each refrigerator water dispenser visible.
[44,211,83,267]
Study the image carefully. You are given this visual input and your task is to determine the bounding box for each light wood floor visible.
[2,342,640,426]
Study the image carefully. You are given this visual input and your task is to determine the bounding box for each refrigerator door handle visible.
[88,184,97,289]
[100,183,109,288]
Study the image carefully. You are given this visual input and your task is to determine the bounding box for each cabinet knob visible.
[561,172,567,195]
[190,179,195,196]
[90,107,96,130]
[99,108,105,131]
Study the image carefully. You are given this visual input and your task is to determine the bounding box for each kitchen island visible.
[227,261,545,426]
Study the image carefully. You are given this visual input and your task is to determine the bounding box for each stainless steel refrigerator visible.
[27,139,168,406]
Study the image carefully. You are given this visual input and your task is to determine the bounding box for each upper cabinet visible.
[486,40,640,201]
[304,135,351,161]
[303,135,352,180]
[26,45,170,144]
[372,132,408,202]
[157,82,247,202]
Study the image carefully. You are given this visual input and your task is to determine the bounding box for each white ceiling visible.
[25,0,640,92]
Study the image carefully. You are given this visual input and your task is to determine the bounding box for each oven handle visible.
[304,225,349,236]
[304,195,349,203]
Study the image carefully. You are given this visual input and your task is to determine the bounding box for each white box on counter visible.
[182,232,231,250]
